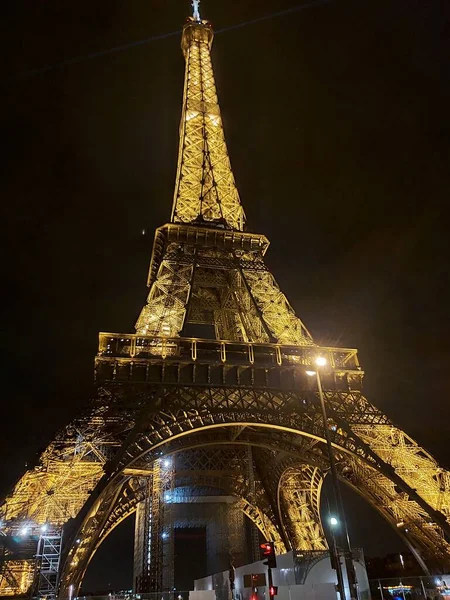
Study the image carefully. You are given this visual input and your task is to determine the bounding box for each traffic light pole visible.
[316,370,358,600]
[267,565,274,598]
[260,542,278,598]
[229,562,235,600]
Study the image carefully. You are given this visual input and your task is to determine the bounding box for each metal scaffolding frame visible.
[33,530,63,599]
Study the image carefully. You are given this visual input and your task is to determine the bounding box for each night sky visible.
[2,0,450,590]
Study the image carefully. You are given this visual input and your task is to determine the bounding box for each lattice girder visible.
[136,249,193,337]
[171,19,245,230]
[338,455,450,570]
[134,226,311,344]
[242,268,313,345]
[0,559,34,596]
[251,447,326,551]
[279,465,327,551]
[0,408,125,526]
[349,425,450,519]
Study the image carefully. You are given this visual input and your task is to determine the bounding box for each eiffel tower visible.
[1,6,450,599]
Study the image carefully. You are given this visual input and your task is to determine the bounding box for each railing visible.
[95,333,364,390]
[97,333,361,374]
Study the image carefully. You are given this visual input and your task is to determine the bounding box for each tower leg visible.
[246,447,262,562]
[227,502,248,569]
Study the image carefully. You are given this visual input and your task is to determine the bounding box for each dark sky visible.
[2,0,450,587]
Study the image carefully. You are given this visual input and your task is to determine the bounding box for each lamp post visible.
[306,357,358,600]
[327,513,346,600]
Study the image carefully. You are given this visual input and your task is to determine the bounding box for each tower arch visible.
[51,381,450,595]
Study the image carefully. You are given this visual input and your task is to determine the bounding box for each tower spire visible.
[192,0,201,22]
[171,14,246,230]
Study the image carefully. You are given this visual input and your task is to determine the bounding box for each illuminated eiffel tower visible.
[1,5,450,599]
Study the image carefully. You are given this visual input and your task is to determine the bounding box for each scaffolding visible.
[134,459,175,593]
[33,530,63,599]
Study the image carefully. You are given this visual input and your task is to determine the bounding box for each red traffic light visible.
[269,586,278,597]
[260,542,272,556]
[260,541,277,568]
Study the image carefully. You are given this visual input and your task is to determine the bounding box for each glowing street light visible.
[20,526,28,536]
[163,458,171,468]
[306,356,326,377]
[40,524,48,533]
[330,517,339,527]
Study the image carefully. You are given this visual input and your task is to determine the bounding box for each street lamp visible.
[306,358,358,600]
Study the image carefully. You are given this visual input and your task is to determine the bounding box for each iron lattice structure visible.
[1,13,450,599]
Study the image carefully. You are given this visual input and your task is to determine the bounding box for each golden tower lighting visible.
[1,5,450,598]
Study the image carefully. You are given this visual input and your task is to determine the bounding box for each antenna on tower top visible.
[192,0,201,22]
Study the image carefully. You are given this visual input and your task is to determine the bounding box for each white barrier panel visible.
[286,583,337,600]
[189,590,216,600]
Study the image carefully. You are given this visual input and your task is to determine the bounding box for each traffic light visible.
[269,586,278,597]
[260,541,277,568]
